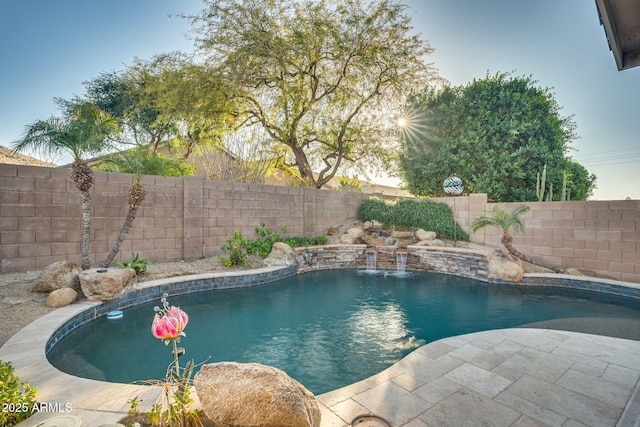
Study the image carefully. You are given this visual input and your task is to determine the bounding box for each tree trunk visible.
[80,190,92,270]
[501,233,564,273]
[101,206,139,268]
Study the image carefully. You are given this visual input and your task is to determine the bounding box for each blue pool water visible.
[47,270,640,394]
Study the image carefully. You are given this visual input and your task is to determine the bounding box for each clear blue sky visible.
[1,0,638,200]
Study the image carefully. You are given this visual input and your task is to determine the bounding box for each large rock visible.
[487,250,523,283]
[345,226,365,240]
[264,242,296,267]
[413,239,445,247]
[79,268,136,301]
[363,220,384,231]
[31,260,80,293]
[415,229,437,242]
[46,288,77,308]
[195,362,321,427]
[391,230,413,239]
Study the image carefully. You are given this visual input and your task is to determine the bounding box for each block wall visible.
[0,164,372,273]
[436,194,640,283]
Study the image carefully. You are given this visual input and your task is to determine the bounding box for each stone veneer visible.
[295,244,491,281]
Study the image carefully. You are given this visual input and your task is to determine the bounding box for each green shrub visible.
[358,197,469,241]
[282,235,328,247]
[247,223,287,258]
[219,230,249,266]
[221,224,328,264]
[0,360,37,426]
[116,252,156,275]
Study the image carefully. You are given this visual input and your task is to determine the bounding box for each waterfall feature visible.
[396,250,408,273]
[365,249,377,271]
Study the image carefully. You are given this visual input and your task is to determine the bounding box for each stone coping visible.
[2,261,640,425]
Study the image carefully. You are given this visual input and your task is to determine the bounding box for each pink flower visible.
[151,306,189,344]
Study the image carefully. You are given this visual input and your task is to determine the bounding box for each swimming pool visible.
[47,269,640,394]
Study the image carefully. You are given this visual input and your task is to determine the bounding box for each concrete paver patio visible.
[317,328,640,427]
[2,301,639,427]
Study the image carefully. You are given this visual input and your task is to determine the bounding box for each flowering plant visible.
[149,293,201,427]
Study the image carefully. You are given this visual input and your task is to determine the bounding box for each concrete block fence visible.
[0,164,373,273]
[433,194,640,283]
[2,164,640,284]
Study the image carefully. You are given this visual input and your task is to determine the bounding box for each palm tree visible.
[99,154,146,268]
[471,205,564,273]
[13,102,118,270]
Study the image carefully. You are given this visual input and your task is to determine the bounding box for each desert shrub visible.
[0,360,37,426]
[246,223,287,258]
[221,224,328,263]
[282,235,328,247]
[358,197,469,241]
[218,230,249,266]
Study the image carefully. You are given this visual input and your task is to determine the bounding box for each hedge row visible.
[358,197,469,241]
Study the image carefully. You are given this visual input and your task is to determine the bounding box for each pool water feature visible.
[47,269,640,395]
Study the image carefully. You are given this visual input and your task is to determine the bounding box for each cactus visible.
[536,164,547,202]
[561,170,567,201]
[546,182,553,201]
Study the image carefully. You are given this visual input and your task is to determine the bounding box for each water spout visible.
[395,249,408,273]
[365,248,378,271]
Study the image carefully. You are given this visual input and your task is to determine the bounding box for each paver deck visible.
[2,304,639,426]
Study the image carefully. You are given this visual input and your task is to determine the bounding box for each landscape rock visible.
[195,362,321,427]
[391,230,414,239]
[360,234,388,247]
[413,239,445,247]
[345,227,365,240]
[564,267,584,276]
[363,220,383,230]
[488,250,523,282]
[46,288,77,308]
[415,229,437,241]
[31,260,80,293]
[340,233,356,244]
[264,242,296,267]
[79,268,136,301]
[326,227,341,236]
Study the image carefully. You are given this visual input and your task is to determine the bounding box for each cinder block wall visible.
[0,164,371,273]
[2,163,640,283]
[435,194,640,283]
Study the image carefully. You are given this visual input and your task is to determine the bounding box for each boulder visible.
[31,260,80,293]
[326,227,341,236]
[345,227,365,240]
[487,250,523,283]
[79,268,136,301]
[46,288,77,308]
[340,233,356,244]
[264,242,296,267]
[195,362,321,427]
[363,220,383,231]
[415,229,437,241]
[391,230,413,239]
[413,239,445,247]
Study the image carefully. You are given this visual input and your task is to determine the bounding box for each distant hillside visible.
[0,145,55,167]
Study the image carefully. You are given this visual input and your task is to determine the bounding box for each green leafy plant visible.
[247,223,287,257]
[218,230,249,266]
[0,360,37,426]
[358,197,469,241]
[282,235,328,247]
[116,252,156,275]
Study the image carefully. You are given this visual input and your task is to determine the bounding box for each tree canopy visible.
[397,72,596,201]
[188,0,436,188]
